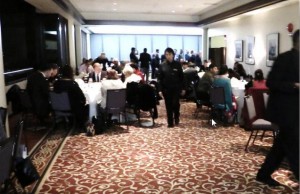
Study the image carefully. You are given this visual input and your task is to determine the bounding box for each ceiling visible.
[25,0,291,26]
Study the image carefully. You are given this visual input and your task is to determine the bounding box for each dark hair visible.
[208,64,217,69]
[130,63,139,70]
[293,29,299,46]
[39,63,52,71]
[60,65,74,79]
[131,47,135,51]
[50,63,59,69]
[218,64,228,75]
[144,48,147,52]
[106,69,118,80]
[164,47,175,56]
[254,69,264,81]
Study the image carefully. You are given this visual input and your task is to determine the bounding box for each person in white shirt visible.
[100,69,125,108]
[78,59,94,74]
[122,65,142,86]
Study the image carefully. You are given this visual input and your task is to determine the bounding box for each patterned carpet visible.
[36,101,299,193]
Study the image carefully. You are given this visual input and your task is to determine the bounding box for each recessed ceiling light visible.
[113,2,117,5]
[113,8,117,11]
[171,10,175,13]
[178,5,183,8]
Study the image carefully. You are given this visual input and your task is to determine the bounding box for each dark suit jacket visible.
[88,71,107,82]
[139,52,151,68]
[26,71,50,118]
[266,48,299,129]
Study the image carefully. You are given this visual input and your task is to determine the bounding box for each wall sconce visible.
[286,23,294,36]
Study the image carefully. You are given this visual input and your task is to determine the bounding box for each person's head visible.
[100,53,106,59]
[106,69,119,80]
[293,29,299,51]
[60,65,74,80]
[208,64,218,75]
[143,48,147,53]
[164,47,175,63]
[254,69,264,81]
[131,47,136,52]
[156,49,159,53]
[130,63,139,73]
[93,62,103,73]
[122,65,134,78]
[182,62,189,70]
[112,58,119,66]
[39,63,53,78]
[218,64,228,76]
[50,63,59,77]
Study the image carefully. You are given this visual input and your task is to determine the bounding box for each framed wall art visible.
[234,40,243,62]
[245,36,255,65]
[266,33,279,67]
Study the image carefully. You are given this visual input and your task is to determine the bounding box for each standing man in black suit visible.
[139,48,151,83]
[88,62,107,82]
[26,63,53,122]
[158,47,186,128]
[130,47,139,64]
[256,30,299,186]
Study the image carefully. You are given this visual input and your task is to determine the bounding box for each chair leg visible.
[260,131,266,140]
[252,130,259,145]
[245,130,255,151]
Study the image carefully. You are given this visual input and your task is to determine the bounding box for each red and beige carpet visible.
[33,101,298,193]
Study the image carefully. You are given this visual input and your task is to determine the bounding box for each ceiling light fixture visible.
[171,10,175,13]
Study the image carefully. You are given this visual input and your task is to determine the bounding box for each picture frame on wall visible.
[234,40,243,62]
[266,33,279,67]
[245,36,255,65]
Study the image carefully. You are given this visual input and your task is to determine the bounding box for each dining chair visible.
[244,95,278,151]
[49,91,75,129]
[106,89,128,130]
[209,86,227,125]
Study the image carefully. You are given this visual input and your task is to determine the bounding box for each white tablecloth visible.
[231,78,247,123]
[75,79,102,120]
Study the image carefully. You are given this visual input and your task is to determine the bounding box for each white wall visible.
[204,1,299,76]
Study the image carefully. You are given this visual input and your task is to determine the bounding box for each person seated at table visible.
[228,68,240,80]
[79,59,94,74]
[111,58,122,74]
[100,69,125,109]
[213,64,237,123]
[130,63,145,83]
[26,63,53,123]
[48,63,60,86]
[233,62,247,79]
[196,64,218,103]
[122,65,142,85]
[53,65,88,131]
[88,62,107,82]
[245,69,268,91]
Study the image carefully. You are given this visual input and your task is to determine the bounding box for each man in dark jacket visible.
[158,47,185,128]
[130,47,139,64]
[26,63,53,121]
[256,30,299,186]
[139,48,151,82]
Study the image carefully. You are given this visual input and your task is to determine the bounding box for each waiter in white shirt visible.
[88,62,107,82]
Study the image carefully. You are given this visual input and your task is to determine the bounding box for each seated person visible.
[111,58,122,74]
[122,64,142,85]
[53,65,88,130]
[48,63,60,85]
[88,62,107,82]
[196,64,218,103]
[213,64,237,122]
[26,63,53,122]
[246,69,267,89]
[100,69,125,108]
[130,63,145,83]
[233,62,247,79]
[78,59,94,74]
[228,68,240,80]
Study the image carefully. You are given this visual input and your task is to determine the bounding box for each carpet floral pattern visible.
[37,101,299,193]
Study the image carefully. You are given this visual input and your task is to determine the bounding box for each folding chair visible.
[49,91,75,129]
[244,95,278,151]
[209,86,227,125]
[106,89,128,130]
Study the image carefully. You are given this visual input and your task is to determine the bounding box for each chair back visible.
[106,89,127,114]
[0,138,14,184]
[19,90,33,111]
[247,88,269,119]
[210,86,226,106]
[245,95,256,121]
[49,91,72,112]
[126,82,139,106]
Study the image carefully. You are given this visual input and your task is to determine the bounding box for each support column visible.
[202,28,209,60]
[75,25,82,72]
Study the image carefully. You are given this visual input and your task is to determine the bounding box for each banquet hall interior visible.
[0,0,299,193]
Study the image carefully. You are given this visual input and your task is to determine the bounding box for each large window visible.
[90,34,201,61]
